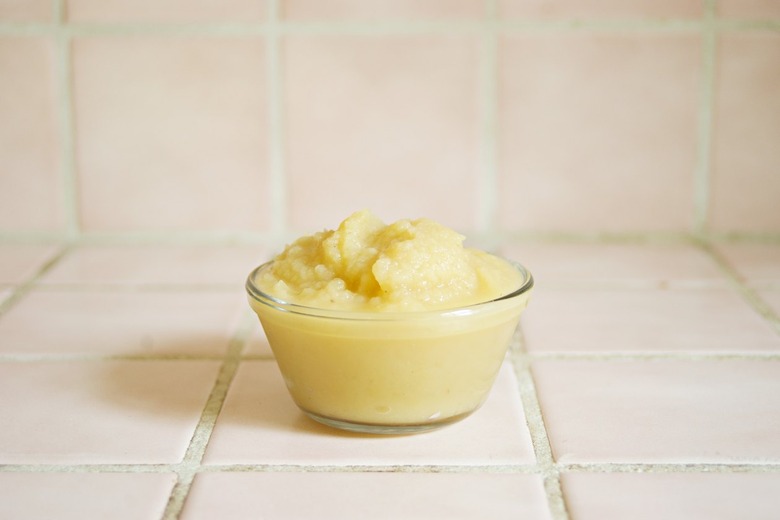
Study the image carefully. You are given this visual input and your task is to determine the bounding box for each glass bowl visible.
[246,261,534,434]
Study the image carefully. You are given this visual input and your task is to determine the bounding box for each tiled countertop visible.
[1,241,779,519]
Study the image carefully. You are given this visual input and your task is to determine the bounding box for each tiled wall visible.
[1,1,779,242]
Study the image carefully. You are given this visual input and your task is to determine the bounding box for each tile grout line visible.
[159,313,254,520]
[1,19,779,36]
[53,0,80,242]
[561,462,780,474]
[509,325,570,520]
[692,0,717,236]
[266,0,287,243]
[476,1,499,237]
[699,242,780,336]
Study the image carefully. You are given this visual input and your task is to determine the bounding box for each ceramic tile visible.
[718,1,780,18]
[756,289,780,317]
[284,35,481,232]
[67,0,266,23]
[562,472,780,520]
[282,0,484,21]
[0,37,63,232]
[500,243,726,287]
[532,360,780,464]
[204,361,534,465]
[0,0,52,21]
[0,286,11,305]
[0,472,176,520]
[41,245,266,286]
[73,37,269,232]
[715,244,780,286]
[0,360,219,463]
[0,244,59,284]
[498,33,699,233]
[0,290,244,356]
[183,472,551,520]
[709,33,780,233]
[497,0,702,19]
[522,288,780,353]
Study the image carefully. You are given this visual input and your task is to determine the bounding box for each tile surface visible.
[0,360,219,463]
[497,0,702,19]
[501,243,726,287]
[183,472,551,520]
[562,472,780,520]
[204,361,535,465]
[718,0,780,18]
[41,245,266,286]
[284,35,481,232]
[67,0,266,22]
[498,33,700,232]
[532,360,780,464]
[522,287,780,353]
[282,0,484,20]
[715,243,780,286]
[0,244,59,284]
[0,37,63,232]
[0,290,244,355]
[709,33,780,232]
[0,472,176,520]
[73,37,269,232]
[0,0,52,21]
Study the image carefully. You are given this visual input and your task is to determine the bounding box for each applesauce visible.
[246,211,533,433]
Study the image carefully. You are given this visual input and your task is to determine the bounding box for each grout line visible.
[700,242,780,335]
[692,0,717,235]
[266,0,287,241]
[560,462,780,474]
[159,313,253,520]
[527,352,780,362]
[476,2,499,237]
[1,18,778,37]
[53,0,80,242]
[509,325,570,520]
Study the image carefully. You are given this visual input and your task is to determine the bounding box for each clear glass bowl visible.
[246,261,534,434]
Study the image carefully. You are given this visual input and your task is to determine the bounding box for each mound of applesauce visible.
[249,210,532,433]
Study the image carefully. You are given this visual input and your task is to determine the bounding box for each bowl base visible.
[303,409,475,435]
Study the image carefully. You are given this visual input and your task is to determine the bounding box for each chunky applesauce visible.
[257,210,523,311]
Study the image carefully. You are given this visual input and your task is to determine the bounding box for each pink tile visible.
[498,0,702,19]
[41,245,266,286]
[0,0,52,21]
[710,33,780,233]
[522,288,780,353]
[498,33,700,233]
[0,286,11,305]
[715,243,780,285]
[0,244,59,284]
[183,472,551,520]
[282,0,484,21]
[0,38,63,232]
[500,243,726,287]
[0,360,219,463]
[532,360,780,463]
[284,35,481,232]
[0,472,175,520]
[204,361,534,465]
[757,289,780,317]
[67,0,266,23]
[719,1,780,18]
[562,472,780,520]
[0,290,244,355]
[73,37,269,233]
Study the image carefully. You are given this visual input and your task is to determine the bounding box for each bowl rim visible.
[245,259,534,321]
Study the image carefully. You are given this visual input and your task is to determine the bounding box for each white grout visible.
[693,0,717,236]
